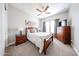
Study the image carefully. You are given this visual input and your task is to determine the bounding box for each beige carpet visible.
[5,38,77,56]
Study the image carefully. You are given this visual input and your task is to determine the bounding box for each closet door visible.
[0,3,8,56]
[0,3,6,56]
[3,4,8,47]
[0,3,3,56]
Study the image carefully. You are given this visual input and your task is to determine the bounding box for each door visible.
[0,3,8,56]
[0,3,6,56]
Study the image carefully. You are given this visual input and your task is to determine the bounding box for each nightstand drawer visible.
[16,35,27,45]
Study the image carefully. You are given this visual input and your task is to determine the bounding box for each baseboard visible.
[8,42,15,47]
[71,43,79,56]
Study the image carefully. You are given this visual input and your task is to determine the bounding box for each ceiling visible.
[10,3,70,18]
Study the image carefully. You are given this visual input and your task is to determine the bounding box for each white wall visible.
[8,4,40,45]
[40,11,69,31]
[0,3,8,56]
[42,11,68,22]
[8,4,28,44]
[27,15,40,28]
[8,4,28,29]
[69,4,79,55]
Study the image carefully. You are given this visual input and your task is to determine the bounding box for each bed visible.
[26,27,53,54]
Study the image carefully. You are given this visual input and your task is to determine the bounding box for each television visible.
[58,21,61,27]
[58,19,67,27]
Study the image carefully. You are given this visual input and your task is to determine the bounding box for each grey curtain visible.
[54,19,59,36]
[43,22,46,32]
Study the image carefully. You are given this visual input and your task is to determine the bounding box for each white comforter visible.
[27,32,52,53]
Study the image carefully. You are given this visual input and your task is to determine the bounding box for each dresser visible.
[16,34,27,45]
[57,26,71,44]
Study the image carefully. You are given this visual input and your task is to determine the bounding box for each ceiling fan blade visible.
[45,12,51,14]
[37,13,41,16]
[36,9,42,12]
[45,5,49,11]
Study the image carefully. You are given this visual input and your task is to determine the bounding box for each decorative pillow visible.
[30,28,36,33]
[32,29,37,32]
[27,27,38,33]
[27,30,30,33]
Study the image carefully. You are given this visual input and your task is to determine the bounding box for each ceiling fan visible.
[36,5,51,16]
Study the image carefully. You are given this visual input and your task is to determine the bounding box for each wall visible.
[40,11,69,31]
[42,11,68,21]
[27,14,40,28]
[8,4,28,45]
[8,4,40,45]
[69,4,79,55]
[8,4,28,29]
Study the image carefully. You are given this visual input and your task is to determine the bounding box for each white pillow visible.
[27,30,30,33]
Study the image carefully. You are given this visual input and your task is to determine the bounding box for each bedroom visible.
[0,3,79,56]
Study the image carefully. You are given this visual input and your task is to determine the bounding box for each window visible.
[50,20,55,33]
[45,20,55,33]
[45,21,50,32]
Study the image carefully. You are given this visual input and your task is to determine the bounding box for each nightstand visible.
[16,35,27,45]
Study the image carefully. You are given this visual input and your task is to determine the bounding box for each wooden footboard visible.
[43,34,53,55]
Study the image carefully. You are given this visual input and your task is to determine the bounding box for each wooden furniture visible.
[26,27,53,55]
[43,35,53,54]
[57,26,71,44]
[16,35,27,45]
